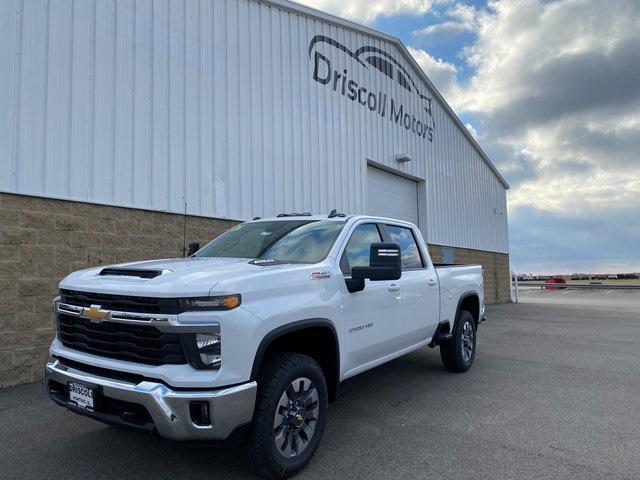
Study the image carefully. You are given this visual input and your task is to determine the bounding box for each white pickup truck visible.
[44,213,485,478]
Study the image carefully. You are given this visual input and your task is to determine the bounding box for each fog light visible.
[189,401,211,426]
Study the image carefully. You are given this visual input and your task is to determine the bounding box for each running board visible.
[428,321,453,347]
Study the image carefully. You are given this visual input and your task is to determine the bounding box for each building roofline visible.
[258,0,510,190]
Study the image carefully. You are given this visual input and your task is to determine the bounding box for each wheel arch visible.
[456,291,481,329]
[250,319,341,402]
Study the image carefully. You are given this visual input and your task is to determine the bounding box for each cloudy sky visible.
[299,0,640,274]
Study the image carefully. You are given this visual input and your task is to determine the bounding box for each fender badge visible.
[311,271,331,280]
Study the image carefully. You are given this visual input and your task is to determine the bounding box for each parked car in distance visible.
[43,213,485,479]
[570,274,589,281]
[544,277,567,290]
[618,273,640,280]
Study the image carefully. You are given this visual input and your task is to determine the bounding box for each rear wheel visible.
[246,352,328,479]
[440,310,476,372]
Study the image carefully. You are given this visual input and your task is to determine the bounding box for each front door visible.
[340,222,405,374]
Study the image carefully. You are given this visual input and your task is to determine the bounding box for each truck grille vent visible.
[60,289,182,314]
[56,313,187,365]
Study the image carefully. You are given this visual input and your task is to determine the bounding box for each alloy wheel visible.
[461,321,474,363]
[273,377,320,458]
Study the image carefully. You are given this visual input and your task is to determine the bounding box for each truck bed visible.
[434,264,484,326]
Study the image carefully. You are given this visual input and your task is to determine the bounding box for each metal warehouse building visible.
[0,0,510,386]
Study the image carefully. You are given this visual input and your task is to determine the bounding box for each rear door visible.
[383,223,439,345]
[339,222,405,373]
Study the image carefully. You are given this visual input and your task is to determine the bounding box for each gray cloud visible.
[560,121,640,168]
[480,40,640,137]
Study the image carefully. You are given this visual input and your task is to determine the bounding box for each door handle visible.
[388,283,400,292]
[428,279,437,286]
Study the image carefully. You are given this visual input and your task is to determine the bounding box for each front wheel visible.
[440,310,477,372]
[246,352,328,479]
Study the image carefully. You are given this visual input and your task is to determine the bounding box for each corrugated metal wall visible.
[0,0,509,253]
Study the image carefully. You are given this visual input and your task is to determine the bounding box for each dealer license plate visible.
[68,382,95,411]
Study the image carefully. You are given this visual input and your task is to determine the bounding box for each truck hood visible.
[59,257,282,297]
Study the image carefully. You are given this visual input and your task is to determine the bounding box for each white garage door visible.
[367,166,418,225]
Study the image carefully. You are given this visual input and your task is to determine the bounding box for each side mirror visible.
[346,242,402,293]
[187,242,200,256]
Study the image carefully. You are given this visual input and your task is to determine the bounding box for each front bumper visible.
[43,359,257,441]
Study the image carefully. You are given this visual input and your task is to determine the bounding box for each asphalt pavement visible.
[1,293,639,479]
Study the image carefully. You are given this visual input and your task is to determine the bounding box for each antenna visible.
[182,201,188,257]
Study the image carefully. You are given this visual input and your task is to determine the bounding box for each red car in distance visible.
[544,277,567,290]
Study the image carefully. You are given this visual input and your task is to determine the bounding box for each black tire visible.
[246,352,328,479]
[440,310,476,373]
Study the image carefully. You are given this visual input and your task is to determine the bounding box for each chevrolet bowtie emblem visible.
[81,305,109,323]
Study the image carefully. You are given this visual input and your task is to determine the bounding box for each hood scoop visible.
[99,267,169,279]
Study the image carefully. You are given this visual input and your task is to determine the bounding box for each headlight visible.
[181,332,221,370]
[180,294,241,311]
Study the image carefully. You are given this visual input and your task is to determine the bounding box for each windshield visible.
[195,220,345,264]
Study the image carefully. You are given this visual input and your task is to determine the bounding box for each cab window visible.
[385,225,424,270]
[340,223,383,274]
